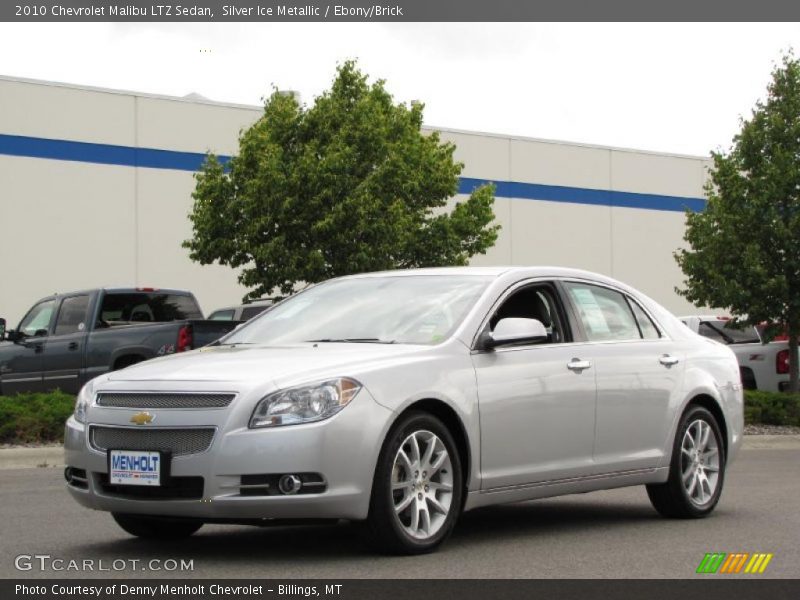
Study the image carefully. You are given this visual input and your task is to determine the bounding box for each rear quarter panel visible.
[671,337,744,465]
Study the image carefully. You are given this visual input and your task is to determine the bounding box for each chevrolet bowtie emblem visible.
[130,412,155,425]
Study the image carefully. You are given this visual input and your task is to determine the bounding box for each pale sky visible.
[0,22,798,156]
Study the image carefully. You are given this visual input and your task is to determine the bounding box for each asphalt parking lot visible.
[1,446,798,579]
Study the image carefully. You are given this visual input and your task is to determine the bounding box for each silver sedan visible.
[64,267,743,554]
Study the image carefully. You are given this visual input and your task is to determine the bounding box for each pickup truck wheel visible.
[365,412,463,555]
[739,367,757,391]
[646,406,725,518]
[112,513,202,539]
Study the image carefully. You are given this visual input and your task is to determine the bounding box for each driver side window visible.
[489,285,567,344]
[18,299,55,338]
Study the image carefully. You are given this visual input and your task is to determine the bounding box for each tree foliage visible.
[184,61,499,300]
[675,53,800,390]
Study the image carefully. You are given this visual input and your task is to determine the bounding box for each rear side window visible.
[628,299,661,340]
[54,295,91,335]
[240,305,270,321]
[208,309,235,321]
[98,293,203,326]
[565,283,640,342]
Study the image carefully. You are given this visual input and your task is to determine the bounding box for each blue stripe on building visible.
[0,133,704,213]
[0,133,228,171]
[458,178,706,213]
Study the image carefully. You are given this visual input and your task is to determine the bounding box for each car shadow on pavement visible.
[452,497,660,544]
[70,496,664,561]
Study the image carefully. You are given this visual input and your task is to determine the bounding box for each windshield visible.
[223,275,492,346]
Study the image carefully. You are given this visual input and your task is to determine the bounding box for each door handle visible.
[68,342,79,350]
[567,358,592,372]
[659,354,680,367]
[23,340,44,352]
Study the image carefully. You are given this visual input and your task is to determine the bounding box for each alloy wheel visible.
[391,430,454,540]
[680,419,721,506]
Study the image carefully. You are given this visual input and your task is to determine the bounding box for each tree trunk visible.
[789,321,800,393]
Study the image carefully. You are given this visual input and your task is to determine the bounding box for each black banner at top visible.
[2,0,800,22]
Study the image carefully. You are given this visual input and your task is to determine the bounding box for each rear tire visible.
[739,367,757,391]
[112,513,202,539]
[647,405,725,518]
[365,411,463,555]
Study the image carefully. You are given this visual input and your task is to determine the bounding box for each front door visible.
[473,282,597,489]
[0,299,56,394]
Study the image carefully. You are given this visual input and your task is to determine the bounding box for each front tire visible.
[647,405,726,518]
[366,412,463,554]
[112,513,203,539]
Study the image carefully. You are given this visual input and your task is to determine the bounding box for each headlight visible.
[73,380,94,424]
[250,378,362,428]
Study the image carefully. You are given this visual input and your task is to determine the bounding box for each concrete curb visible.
[1,434,799,470]
[0,446,63,470]
[741,434,800,450]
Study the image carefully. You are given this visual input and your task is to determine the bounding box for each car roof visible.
[339,265,617,281]
[32,287,194,304]
[209,306,236,313]
[337,266,641,294]
[243,299,275,306]
[210,299,275,313]
[43,287,193,297]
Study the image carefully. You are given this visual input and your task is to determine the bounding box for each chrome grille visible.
[96,393,234,409]
[90,426,215,456]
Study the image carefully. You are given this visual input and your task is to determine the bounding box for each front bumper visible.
[64,387,393,521]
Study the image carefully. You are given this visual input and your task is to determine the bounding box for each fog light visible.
[278,474,302,495]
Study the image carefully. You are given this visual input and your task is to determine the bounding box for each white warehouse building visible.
[0,75,710,326]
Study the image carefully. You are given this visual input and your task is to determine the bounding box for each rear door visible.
[41,293,92,393]
[562,281,685,473]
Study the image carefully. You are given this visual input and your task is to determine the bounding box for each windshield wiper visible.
[305,338,396,344]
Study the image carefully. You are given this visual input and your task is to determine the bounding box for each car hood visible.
[106,343,428,385]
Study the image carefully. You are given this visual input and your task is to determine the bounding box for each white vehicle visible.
[65,268,744,554]
[679,315,793,392]
[207,298,276,322]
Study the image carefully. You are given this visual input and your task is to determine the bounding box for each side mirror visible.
[483,318,549,349]
[0,318,5,340]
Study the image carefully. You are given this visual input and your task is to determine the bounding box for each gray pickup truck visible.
[0,288,240,395]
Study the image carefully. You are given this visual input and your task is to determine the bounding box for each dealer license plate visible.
[108,450,162,486]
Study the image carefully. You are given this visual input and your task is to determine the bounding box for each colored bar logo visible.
[696,552,774,574]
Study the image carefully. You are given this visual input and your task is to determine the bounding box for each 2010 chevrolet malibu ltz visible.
[64,267,744,554]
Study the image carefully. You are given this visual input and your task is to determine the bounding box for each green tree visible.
[184,61,499,300]
[675,53,800,391]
